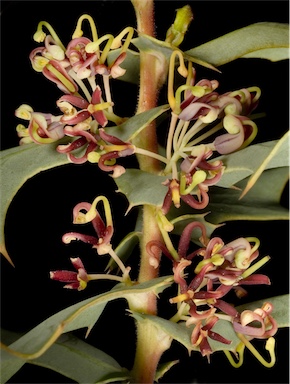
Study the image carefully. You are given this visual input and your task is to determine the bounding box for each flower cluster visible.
[161,52,260,213]
[50,195,131,290]
[15,15,136,176]
[147,218,277,363]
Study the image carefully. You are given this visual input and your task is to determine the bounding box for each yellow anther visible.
[34,21,65,51]
[85,34,114,64]
[33,29,46,43]
[87,101,113,113]
[170,290,194,304]
[174,84,205,112]
[180,170,207,195]
[111,27,134,53]
[87,152,101,163]
[170,179,181,208]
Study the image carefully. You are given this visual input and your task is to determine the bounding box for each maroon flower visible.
[190,316,231,359]
[50,257,88,290]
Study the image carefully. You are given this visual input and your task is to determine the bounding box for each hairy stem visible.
[131,0,162,292]
[130,0,170,382]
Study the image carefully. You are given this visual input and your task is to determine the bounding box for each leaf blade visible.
[0,143,70,262]
[186,22,289,66]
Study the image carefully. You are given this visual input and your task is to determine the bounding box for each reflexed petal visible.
[50,270,78,282]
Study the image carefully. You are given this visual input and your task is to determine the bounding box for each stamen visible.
[224,342,245,368]
[102,75,113,113]
[87,273,124,283]
[134,147,168,164]
[72,14,98,42]
[246,237,260,255]
[180,170,207,195]
[237,333,276,368]
[166,112,179,159]
[247,86,262,103]
[156,211,179,261]
[241,255,270,279]
[68,69,91,101]
[170,291,193,304]
[108,248,129,277]
[186,121,223,148]
[85,34,114,64]
[175,84,205,112]
[84,195,113,227]
[239,120,258,150]
[33,21,65,51]
[111,27,134,53]
[46,63,76,93]
[168,50,188,113]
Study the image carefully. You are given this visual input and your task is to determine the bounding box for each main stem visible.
[130,0,169,382]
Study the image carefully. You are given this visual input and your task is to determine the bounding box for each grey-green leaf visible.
[115,169,168,210]
[186,22,289,66]
[1,332,129,384]
[1,276,173,382]
[0,142,70,263]
[216,136,289,188]
[108,104,170,142]
[206,167,289,224]
[155,359,179,382]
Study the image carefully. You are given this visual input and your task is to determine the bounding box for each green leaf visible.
[205,167,289,224]
[108,104,170,142]
[108,23,289,86]
[1,331,129,384]
[0,142,70,264]
[115,169,168,210]
[1,276,173,382]
[239,131,289,198]
[216,135,289,189]
[186,22,289,66]
[155,359,179,382]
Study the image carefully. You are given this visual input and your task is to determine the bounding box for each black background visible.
[1,1,289,383]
